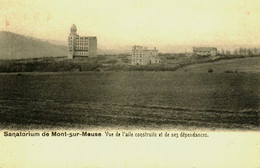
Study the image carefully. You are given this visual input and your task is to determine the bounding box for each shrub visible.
[224,70,234,73]
[208,69,213,73]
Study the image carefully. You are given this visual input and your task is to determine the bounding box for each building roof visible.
[193,47,217,52]
[77,36,97,38]
[132,45,158,51]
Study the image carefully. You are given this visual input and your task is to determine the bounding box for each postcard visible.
[0,0,259,167]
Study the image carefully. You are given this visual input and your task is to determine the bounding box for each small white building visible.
[132,45,160,65]
[68,24,97,59]
[193,47,217,57]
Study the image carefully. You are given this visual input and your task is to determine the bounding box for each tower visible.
[70,24,77,35]
[68,24,79,59]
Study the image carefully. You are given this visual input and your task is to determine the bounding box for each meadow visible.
[177,56,260,73]
[0,67,259,130]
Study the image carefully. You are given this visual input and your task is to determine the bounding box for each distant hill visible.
[0,31,67,59]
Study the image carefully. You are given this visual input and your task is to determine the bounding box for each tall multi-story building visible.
[132,45,160,65]
[68,24,97,59]
[193,47,217,57]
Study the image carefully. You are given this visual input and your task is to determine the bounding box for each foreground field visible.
[0,69,259,130]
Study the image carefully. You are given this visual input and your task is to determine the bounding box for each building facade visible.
[132,45,160,65]
[193,47,217,57]
[68,24,97,59]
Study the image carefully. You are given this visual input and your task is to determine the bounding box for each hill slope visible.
[177,57,260,73]
[0,31,67,59]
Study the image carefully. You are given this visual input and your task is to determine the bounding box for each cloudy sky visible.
[1,0,260,51]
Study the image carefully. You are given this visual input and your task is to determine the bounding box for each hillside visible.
[0,31,67,59]
[177,57,260,73]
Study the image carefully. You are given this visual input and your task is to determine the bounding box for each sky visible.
[1,0,260,52]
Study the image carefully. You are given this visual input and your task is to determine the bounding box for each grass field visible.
[177,57,260,73]
[0,58,259,130]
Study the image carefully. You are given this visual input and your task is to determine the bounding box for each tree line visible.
[219,48,260,56]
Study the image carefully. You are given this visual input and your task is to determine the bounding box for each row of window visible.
[75,47,88,50]
[76,43,88,45]
[68,42,88,46]
[69,36,89,40]
[76,52,88,56]
[69,47,88,50]
[68,39,88,43]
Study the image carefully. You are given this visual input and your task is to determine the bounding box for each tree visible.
[233,49,238,55]
[239,48,243,55]
[239,48,247,55]
[247,49,253,56]
[221,49,225,55]
[225,50,231,56]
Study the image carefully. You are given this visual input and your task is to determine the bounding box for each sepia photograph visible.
[0,0,259,167]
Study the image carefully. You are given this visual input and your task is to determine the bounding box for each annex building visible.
[193,47,217,57]
[68,24,97,59]
[132,45,160,65]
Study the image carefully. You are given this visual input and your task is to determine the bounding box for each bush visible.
[224,70,234,73]
[80,62,102,71]
[208,69,213,73]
